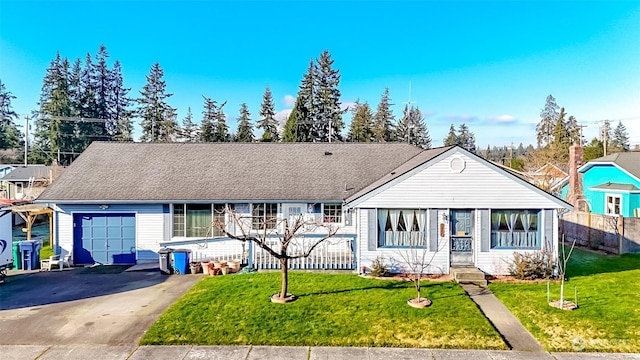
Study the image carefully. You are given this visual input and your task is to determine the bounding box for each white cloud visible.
[283,95,295,108]
[440,114,478,123]
[275,109,292,128]
[487,114,517,124]
[341,101,357,112]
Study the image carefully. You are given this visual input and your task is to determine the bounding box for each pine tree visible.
[566,115,581,145]
[396,105,431,148]
[284,61,316,142]
[32,53,75,164]
[179,107,199,142]
[611,121,630,152]
[200,96,218,142]
[443,124,458,146]
[137,62,175,142]
[457,123,476,153]
[551,107,570,162]
[372,88,395,142]
[536,94,559,147]
[257,87,279,142]
[236,103,254,142]
[108,60,132,141]
[347,101,374,142]
[213,101,229,142]
[0,79,23,149]
[312,50,344,142]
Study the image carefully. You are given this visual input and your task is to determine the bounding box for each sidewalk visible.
[3,345,639,360]
[460,283,545,352]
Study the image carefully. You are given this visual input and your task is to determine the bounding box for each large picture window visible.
[378,209,426,247]
[491,210,539,249]
[173,204,226,238]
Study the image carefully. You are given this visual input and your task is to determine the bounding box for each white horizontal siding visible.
[56,211,73,262]
[166,239,245,263]
[357,152,564,209]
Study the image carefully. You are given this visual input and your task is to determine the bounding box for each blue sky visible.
[1,0,639,148]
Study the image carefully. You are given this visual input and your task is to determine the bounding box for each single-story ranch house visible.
[36,142,572,275]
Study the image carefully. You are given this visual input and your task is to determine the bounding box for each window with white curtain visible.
[378,209,426,247]
[490,210,540,249]
[605,194,622,216]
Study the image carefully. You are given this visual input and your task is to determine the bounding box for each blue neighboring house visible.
[555,152,640,217]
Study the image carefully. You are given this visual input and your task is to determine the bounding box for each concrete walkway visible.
[460,283,545,352]
[3,345,639,360]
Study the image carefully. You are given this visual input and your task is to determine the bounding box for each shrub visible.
[508,251,556,280]
[369,256,390,277]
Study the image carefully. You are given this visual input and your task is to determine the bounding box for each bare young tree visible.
[551,235,578,310]
[395,234,444,309]
[212,208,339,303]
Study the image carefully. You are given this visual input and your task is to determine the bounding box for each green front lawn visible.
[490,248,640,353]
[142,272,507,349]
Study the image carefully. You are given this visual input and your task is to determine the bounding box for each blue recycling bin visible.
[19,240,41,270]
[172,249,191,275]
[13,240,21,270]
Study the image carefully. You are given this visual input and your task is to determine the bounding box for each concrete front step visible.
[451,267,488,287]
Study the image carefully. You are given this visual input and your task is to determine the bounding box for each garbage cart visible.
[19,240,41,270]
[172,249,191,275]
[158,248,174,275]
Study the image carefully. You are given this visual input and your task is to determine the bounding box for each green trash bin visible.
[13,240,21,270]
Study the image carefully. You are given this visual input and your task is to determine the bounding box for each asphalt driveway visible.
[0,267,201,346]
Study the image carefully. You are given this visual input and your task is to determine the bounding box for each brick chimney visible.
[566,144,586,211]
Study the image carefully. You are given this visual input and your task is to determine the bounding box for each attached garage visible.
[73,213,136,265]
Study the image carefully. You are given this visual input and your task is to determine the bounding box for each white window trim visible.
[322,203,344,224]
[171,203,228,239]
[604,193,622,216]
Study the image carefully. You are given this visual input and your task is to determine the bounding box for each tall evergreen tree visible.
[457,123,476,153]
[312,50,344,142]
[536,94,559,147]
[551,107,570,162]
[213,101,229,142]
[396,105,431,148]
[236,103,254,142]
[0,79,23,149]
[372,87,395,142]
[137,62,175,142]
[611,120,630,152]
[283,61,316,142]
[583,137,604,161]
[347,101,374,142]
[109,60,133,141]
[443,124,458,146]
[179,107,199,142]
[32,53,75,163]
[257,87,279,142]
[200,96,218,142]
[566,114,581,145]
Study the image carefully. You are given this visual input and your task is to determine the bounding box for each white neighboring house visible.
[35,142,571,275]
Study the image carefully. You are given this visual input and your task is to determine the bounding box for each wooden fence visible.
[559,211,640,254]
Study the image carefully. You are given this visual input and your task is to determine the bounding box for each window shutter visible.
[163,204,171,241]
[544,209,554,250]
[428,209,438,252]
[480,209,490,252]
[367,209,377,251]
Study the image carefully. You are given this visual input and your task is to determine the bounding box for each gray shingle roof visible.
[584,152,640,180]
[37,142,423,202]
[1,165,52,181]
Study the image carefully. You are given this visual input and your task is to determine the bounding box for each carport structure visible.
[11,203,53,246]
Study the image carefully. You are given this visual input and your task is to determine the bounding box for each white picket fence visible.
[253,237,355,270]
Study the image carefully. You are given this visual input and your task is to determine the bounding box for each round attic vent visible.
[449,156,466,173]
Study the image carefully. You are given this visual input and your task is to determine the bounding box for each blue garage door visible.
[73,213,136,265]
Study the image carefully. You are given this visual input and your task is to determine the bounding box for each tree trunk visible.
[560,276,565,309]
[280,258,288,299]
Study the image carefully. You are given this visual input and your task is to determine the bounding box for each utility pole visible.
[510,142,513,168]
[24,116,29,166]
